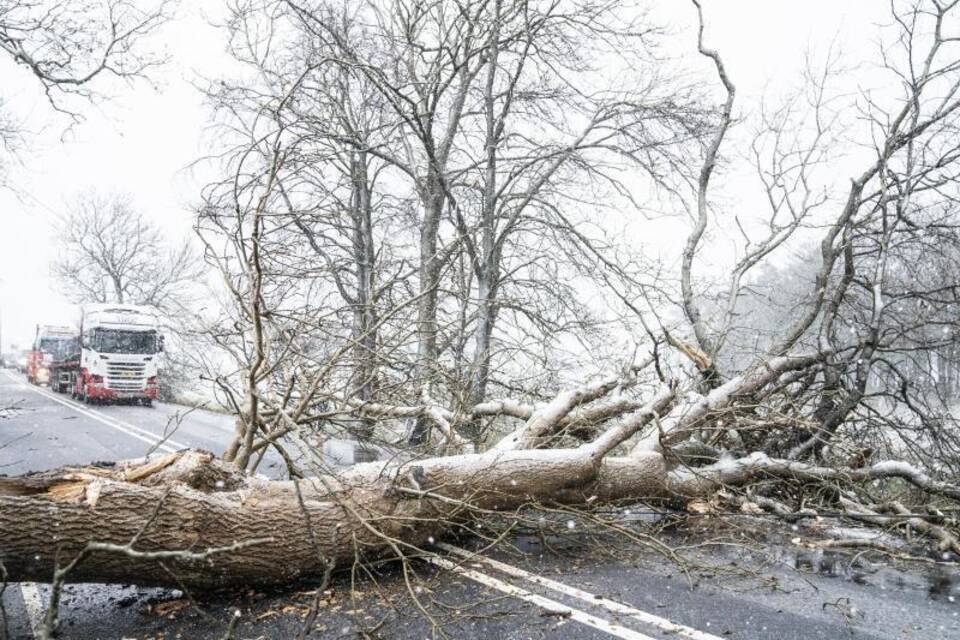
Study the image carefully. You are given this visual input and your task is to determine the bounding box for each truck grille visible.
[106,361,147,391]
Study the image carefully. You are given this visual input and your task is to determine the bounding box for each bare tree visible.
[195,0,706,458]
[0,0,172,118]
[52,191,200,312]
[0,0,172,185]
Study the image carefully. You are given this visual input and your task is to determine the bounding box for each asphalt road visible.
[0,370,363,477]
[0,370,236,476]
[1,369,959,640]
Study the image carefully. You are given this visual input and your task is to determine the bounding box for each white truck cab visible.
[78,304,163,405]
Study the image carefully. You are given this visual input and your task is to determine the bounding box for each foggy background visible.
[0,0,882,350]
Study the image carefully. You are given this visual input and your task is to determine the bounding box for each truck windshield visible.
[39,337,78,361]
[94,330,158,355]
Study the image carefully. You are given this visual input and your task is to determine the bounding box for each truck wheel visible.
[142,399,153,408]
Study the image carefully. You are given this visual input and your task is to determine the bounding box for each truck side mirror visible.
[158,335,165,353]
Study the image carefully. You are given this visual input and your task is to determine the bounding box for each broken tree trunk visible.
[7,358,952,591]
[0,392,676,589]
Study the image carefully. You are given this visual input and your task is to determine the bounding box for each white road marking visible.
[62,398,191,451]
[427,555,658,640]
[438,543,723,640]
[38,386,189,449]
[18,583,45,639]
[3,372,185,453]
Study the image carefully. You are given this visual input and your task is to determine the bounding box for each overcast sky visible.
[0,0,887,352]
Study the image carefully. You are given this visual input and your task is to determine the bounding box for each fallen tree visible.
[3,361,960,590]
[0,386,676,588]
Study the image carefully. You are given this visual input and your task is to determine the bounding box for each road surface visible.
[0,370,237,475]
[1,369,958,639]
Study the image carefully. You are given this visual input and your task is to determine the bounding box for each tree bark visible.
[1,390,677,589]
[408,180,445,445]
[0,448,674,589]
[5,371,954,589]
[349,150,379,439]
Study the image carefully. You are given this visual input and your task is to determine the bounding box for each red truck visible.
[27,307,163,405]
[27,325,80,391]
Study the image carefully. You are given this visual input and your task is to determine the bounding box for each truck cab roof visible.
[82,304,159,330]
[36,324,78,338]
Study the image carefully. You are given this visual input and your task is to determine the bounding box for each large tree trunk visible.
[4,372,958,589]
[349,151,379,439]
[1,389,677,589]
[408,181,445,445]
[0,447,670,589]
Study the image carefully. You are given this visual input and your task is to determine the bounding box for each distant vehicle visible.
[71,304,163,406]
[27,325,79,387]
[15,351,28,372]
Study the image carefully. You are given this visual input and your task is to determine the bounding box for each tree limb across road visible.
[0,386,674,588]
[3,367,960,589]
